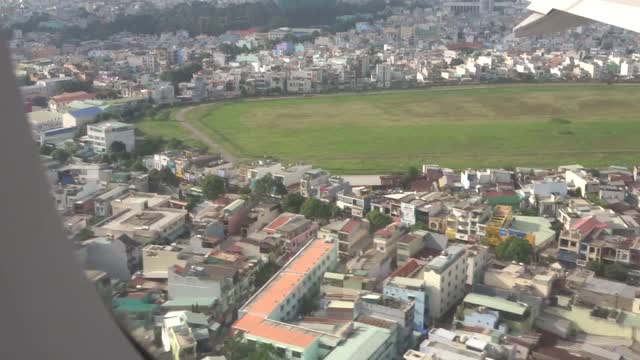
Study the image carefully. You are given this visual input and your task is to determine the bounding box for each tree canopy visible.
[148,167,180,192]
[254,173,287,198]
[281,193,306,213]
[495,236,533,264]
[51,148,71,163]
[223,333,279,360]
[200,175,226,200]
[366,209,392,232]
[300,197,332,221]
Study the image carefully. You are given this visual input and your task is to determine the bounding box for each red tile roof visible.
[340,219,360,234]
[265,214,293,234]
[50,91,95,103]
[232,239,335,349]
[233,314,317,349]
[484,190,518,198]
[572,216,607,234]
[390,258,423,278]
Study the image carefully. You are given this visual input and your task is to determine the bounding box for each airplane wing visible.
[514,0,640,37]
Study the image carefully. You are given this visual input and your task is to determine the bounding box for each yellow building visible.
[482,205,513,246]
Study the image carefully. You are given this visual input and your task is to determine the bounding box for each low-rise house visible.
[49,91,96,112]
[462,293,534,332]
[484,264,556,298]
[336,187,371,217]
[318,218,370,260]
[142,244,189,279]
[445,199,491,243]
[347,249,393,285]
[384,276,430,332]
[565,169,600,198]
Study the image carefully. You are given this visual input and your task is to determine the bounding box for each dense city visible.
[4,0,640,359]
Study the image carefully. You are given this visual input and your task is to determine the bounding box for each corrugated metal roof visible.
[464,293,528,316]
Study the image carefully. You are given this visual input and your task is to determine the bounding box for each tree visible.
[166,137,184,150]
[604,262,630,282]
[186,197,200,212]
[282,193,305,213]
[403,166,420,187]
[300,198,332,221]
[200,175,225,200]
[148,167,180,192]
[366,209,393,232]
[450,57,465,66]
[61,80,93,93]
[51,148,71,163]
[254,261,281,288]
[110,141,126,154]
[254,173,286,197]
[223,333,279,360]
[495,236,533,264]
[130,159,148,172]
[409,221,428,232]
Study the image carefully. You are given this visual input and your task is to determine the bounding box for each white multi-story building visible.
[87,121,135,153]
[465,245,489,287]
[565,169,599,197]
[423,245,467,321]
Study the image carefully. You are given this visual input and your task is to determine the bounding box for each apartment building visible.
[481,205,513,246]
[465,245,489,287]
[336,187,371,217]
[397,231,427,267]
[142,244,188,279]
[318,218,370,260]
[383,277,429,332]
[423,245,467,321]
[565,169,600,198]
[93,207,187,243]
[445,200,491,242]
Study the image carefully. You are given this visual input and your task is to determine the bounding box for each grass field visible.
[159,85,640,173]
[136,109,206,149]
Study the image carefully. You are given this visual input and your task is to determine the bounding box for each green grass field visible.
[151,85,640,173]
[136,109,206,149]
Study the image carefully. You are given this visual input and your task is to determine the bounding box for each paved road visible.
[175,104,236,164]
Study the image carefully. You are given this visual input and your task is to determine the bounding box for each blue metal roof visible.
[68,106,102,119]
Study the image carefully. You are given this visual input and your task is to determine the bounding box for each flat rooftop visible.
[464,293,528,316]
[427,245,466,273]
[112,192,171,208]
[98,208,186,232]
[324,322,391,360]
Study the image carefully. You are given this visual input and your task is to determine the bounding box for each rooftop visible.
[464,293,528,316]
[324,322,391,360]
[427,245,466,273]
[510,216,555,247]
[88,120,133,131]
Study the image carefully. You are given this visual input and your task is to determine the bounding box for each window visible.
[292,351,302,358]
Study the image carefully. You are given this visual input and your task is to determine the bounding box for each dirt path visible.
[175,104,236,164]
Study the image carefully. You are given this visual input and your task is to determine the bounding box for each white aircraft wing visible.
[515,0,640,37]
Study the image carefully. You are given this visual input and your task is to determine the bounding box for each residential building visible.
[384,276,430,332]
[481,205,513,246]
[462,293,534,331]
[336,187,371,218]
[565,169,600,197]
[232,238,339,359]
[86,121,135,153]
[397,231,428,267]
[93,207,187,243]
[76,235,141,281]
[150,81,176,104]
[557,216,608,266]
[318,218,370,260]
[356,294,415,354]
[27,110,63,132]
[423,245,467,321]
[484,264,556,298]
[322,272,376,293]
[373,223,405,258]
[446,200,491,242]
[264,213,319,257]
[85,270,113,307]
[465,245,489,287]
[347,249,393,284]
[161,311,212,360]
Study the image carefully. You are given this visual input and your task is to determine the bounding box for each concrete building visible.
[62,106,103,128]
[27,110,63,132]
[465,245,489,287]
[336,188,371,218]
[87,121,135,153]
[110,192,172,215]
[384,277,430,332]
[446,200,491,243]
[93,207,187,243]
[423,245,467,321]
[150,81,176,104]
[565,169,600,198]
[232,238,339,360]
[94,185,129,217]
[323,321,396,360]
